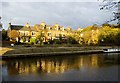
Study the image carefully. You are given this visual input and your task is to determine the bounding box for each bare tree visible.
[100,0,120,25]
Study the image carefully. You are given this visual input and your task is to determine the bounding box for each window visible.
[25,31,29,36]
[48,27,52,30]
[43,25,46,29]
[32,32,34,35]
[58,27,60,30]
[32,32,35,35]
[24,32,25,36]
[62,34,65,37]
[43,37,45,42]
[20,31,24,36]
[48,32,51,36]
[55,26,58,30]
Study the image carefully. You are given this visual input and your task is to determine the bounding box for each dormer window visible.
[42,27,44,30]
[48,27,52,30]
[42,25,46,29]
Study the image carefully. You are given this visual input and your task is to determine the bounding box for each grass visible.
[1,42,118,56]
[2,45,112,56]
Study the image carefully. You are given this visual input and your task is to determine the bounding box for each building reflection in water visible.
[3,53,119,75]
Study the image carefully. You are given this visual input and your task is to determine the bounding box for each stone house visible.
[8,22,72,43]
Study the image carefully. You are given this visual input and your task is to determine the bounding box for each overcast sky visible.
[0,0,118,30]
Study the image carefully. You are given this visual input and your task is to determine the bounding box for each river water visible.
[1,53,120,81]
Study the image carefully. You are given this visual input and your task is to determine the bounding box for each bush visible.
[30,38,36,45]
[67,37,78,44]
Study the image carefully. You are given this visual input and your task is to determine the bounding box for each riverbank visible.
[0,45,116,59]
[2,50,103,59]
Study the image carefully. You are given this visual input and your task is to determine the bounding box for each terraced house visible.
[8,22,73,43]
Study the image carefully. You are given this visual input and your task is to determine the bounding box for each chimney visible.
[26,22,30,28]
[8,23,11,30]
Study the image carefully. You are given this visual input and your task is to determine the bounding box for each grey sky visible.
[1,0,117,30]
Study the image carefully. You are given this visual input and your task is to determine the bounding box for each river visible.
[1,53,120,81]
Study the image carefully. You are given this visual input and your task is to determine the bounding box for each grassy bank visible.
[1,45,114,56]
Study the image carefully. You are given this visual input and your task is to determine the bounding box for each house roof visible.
[34,24,43,30]
[10,24,37,31]
[30,26,37,31]
[10,25,24,30]
[10,24,66,31]
[19,26,31,31]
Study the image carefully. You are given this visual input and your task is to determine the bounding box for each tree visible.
[100,0,120,25]
[102,23,112,27]
[30,37,37,45]
[66,36,78,44]
[2,29,7,40]
[98,25,120,45]
[79,25,100,45]
[36,30,44,45]
[115,30,120,45]
[0,16,2,29]
[8,30,19,42]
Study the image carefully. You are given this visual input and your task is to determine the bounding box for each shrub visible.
[30,38,36,45]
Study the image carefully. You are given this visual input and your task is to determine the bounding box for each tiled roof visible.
[30,26,37,31]
[34,24,43,30]
[19,26,31,31]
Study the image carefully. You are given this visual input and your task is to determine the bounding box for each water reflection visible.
[2,53,119,75]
